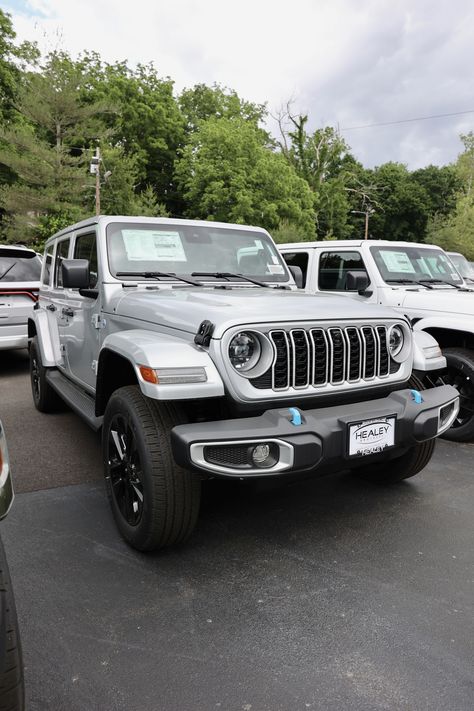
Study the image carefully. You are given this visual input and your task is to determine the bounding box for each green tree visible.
[411,164,460,217]
[79,54,185,213]
[0,53,111,242]
[179,83,267,133]
[363,163,430,242]
[277,111,364,239]
[175,117,315,234]
[0,9,38,124]
[427,133,474,258]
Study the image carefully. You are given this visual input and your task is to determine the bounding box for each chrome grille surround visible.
[218,319,412,402]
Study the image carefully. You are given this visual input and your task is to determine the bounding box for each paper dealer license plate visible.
[348,416,396,457]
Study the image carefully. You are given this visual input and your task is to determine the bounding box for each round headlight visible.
[229,332,261,372]
[389,325,404,358]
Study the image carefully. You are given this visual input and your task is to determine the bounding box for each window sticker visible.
[254,239,263,249]
[267,264,285,274]
[122,230,187,262]
[380,251,416,273]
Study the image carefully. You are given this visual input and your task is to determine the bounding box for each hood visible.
[111,287,404,338]
[398,287,474,316]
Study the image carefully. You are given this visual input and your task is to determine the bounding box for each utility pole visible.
[90,146,101,216]
[351,208,374,240]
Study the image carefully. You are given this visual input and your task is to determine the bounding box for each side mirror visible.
[288,265,304,289]
[62,259,90,289]
[345,270,370,294]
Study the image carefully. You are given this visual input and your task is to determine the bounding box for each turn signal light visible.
[139,366,158,384]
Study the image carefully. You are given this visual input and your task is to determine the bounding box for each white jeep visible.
[279,239,474,441]
[29,218,458,550]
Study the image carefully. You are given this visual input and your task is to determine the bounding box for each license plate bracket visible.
[348,415,396,458]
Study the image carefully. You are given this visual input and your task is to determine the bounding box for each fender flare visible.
[412,316,473,335]
[99,329,225,400]
[412,330,446,372]
[28,310,61,367]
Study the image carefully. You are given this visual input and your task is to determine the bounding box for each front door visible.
[59,230,101,391]
[316,249,377,303]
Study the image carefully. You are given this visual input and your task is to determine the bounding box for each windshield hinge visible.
[194,320,214,347]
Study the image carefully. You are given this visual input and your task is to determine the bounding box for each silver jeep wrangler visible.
[29,217,458,551]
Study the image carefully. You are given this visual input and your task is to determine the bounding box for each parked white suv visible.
[279,239,474,441]
[447,251,474,284]
[0,245,42,350]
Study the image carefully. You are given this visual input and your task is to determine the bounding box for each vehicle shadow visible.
[0,348,30,376]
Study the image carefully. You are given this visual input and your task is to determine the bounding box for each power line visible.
[340,109,474,131]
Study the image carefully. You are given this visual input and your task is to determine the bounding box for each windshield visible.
[0,253,42,282]
[106,222,290,283]
[370,245,464,286]
[448,253,474,279]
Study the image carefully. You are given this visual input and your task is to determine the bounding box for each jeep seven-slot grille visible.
[250,325,392,391]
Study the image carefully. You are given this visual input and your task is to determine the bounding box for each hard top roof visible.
[278,239,446,250]
[46,215,271,243]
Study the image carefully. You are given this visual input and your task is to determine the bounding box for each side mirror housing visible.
[62,259,90,289]
[345,270,370,295]
[288,265,304,289]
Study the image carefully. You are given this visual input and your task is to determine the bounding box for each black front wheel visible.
[424,348,474,442]
[102,386,201,551]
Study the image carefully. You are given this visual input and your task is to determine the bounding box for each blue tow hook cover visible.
[410,389,423,404]
[289,407,302,426]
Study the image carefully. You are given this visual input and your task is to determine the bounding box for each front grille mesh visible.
[250,324,394,391]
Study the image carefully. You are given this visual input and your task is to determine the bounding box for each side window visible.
[74,232,98,288]
[281,251,309,287]
[318,251,368,291]
[54,239,70,288]
[41,245,54,287]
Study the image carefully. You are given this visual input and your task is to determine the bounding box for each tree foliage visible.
[175,117,315,233]
[0,11,472,250]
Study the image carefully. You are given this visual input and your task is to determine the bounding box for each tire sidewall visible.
[103,389,163,549]
[443,349,474,441]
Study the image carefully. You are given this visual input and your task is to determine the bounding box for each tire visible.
[352,437,435,484]
[29,337,63,413]
[352,372,435,484]
[0,537,24,711]
[102,386,201,551]
[439,348,474,442]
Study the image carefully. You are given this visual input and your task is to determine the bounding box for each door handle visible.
[62,307,74,318]
[46,304,56,312]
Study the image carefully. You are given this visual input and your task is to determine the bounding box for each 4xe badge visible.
[348,416,396,457]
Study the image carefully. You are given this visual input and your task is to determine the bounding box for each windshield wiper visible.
[116,271,203,287]
[0,262,17,281]
[385,278,434,290]
[192,271,270,288]
[418,278,473,291]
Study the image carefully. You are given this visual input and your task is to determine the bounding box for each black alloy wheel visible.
[107,414,144,527]
[424,347,474,442]
[102,386,201,551]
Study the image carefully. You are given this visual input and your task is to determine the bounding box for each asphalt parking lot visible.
[1,350,474,711]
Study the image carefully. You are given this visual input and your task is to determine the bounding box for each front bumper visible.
[171,385,459,479]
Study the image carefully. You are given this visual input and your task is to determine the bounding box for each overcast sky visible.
[6,0,474,169]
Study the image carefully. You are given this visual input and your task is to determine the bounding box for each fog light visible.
[252,443,270,464]
[251,442,278,468]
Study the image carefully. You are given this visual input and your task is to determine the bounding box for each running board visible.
[46,370,103,431]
